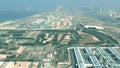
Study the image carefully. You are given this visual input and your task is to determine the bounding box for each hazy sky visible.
[0,0,120,11]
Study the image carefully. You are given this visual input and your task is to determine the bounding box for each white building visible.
[84,25,104,30]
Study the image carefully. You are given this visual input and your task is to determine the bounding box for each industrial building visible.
[69,47,120,68]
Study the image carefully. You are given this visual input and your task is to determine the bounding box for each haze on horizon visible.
[0,0,120,11]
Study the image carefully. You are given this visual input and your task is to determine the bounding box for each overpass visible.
[69,47,120,68]
[74,47,85,68]
[69,47,85,68]
[107,47,120,61]
[85,47,102,68]
[96,47,118,67]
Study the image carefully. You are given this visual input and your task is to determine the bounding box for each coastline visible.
[0,21,14,26]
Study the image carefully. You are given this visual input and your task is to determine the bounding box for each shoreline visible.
[0,20,14,26]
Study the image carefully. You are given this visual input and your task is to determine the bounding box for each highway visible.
[69,49,78,68]
[85,47,102,68]
[107,47,120,62]
[69,47,85,68]
[74,47,85,68]
[96,47,117,67]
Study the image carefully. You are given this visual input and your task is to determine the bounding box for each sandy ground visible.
[16,46,26,54]
[92,36,100,41]
[16,46,25,54]
[0,49,5,51]
[30,62,38,68]
[79,34,100,44]
[105,26,120,32]
[0,54,7,59]
[13,62,31,68]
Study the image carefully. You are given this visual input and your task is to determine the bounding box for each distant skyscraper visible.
[109,10,116,18]
[100,5,103,12]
